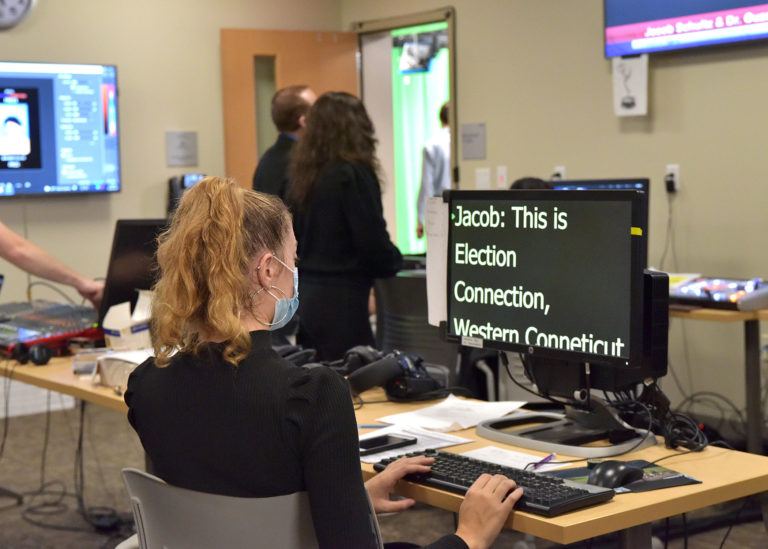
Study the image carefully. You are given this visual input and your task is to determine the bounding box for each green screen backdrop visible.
[391,22,450,255]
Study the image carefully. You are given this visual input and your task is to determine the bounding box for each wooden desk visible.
[0,356,127,413]
[669,306,768,453]
[357,391,768,547]
[4,358,768,547]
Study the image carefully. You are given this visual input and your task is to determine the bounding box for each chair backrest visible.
[375,271,459,382]
[122,468,320,549]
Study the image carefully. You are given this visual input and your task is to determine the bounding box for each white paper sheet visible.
[475,167,491,190]
[358,424,473,463]
[461,446,569,472]
[376,394,525,432]
[425,197,448,326]
[460,122,486,160]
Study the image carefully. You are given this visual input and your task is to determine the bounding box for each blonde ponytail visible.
[152,177,290,366]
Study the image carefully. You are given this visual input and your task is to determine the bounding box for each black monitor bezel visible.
[97,218,167,327]
[444,189,646,369]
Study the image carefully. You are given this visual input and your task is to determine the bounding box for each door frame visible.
[352,7,458,187]
[220,29,358,187]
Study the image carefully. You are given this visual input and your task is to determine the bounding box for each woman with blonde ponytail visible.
[124,177,521,549]
[149,176,292,366]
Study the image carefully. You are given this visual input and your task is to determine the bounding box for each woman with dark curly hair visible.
[287,91,403,361]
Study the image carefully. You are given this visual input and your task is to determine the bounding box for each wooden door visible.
[220,29,359,187]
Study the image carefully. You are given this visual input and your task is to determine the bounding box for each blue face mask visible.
[260,256,299,331]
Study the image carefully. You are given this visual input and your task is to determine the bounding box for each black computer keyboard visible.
[374,449,614,517]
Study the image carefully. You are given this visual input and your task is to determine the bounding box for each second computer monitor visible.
[553,178,649,244]
[98,219,167,327]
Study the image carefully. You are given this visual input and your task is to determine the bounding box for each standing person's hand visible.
[76,278,105,309]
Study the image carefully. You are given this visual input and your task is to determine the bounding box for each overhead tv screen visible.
[0,61,120,197]
[604,1,768,57]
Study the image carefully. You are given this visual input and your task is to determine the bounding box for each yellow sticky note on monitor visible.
[668,273,701,289]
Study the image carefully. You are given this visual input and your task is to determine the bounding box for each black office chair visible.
[374,271,459,385]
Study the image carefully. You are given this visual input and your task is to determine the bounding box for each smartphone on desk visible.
[359,434,417,456]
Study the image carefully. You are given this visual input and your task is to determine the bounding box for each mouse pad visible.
[544,459,701,493]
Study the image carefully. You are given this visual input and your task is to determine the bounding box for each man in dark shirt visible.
[252,85,317,197]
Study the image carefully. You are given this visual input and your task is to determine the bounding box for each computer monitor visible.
[443,189,668,457]
[167,173,206,215]
[553,178,650,246]
[98,219,167,327]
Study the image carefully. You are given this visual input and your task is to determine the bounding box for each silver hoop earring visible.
[251,287,265,301]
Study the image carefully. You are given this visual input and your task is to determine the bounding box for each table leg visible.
[619,522,652,548]
[744,320,763,454]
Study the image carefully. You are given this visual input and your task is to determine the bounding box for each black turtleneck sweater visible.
[125,331,465,549]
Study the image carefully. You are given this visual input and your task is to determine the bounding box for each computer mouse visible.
[587,460,644,488]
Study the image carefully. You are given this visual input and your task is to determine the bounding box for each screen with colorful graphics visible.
[605,1,768,57]
[0,62,120,197]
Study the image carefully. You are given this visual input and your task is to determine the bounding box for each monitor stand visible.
[476,397,656,458]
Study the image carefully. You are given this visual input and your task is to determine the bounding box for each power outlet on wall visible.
[665,164,680,193]
[552,166,566,180]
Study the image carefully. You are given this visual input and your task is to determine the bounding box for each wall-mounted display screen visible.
[604,1,768,57]
[0,61,120,197]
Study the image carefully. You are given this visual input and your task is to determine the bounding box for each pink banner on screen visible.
[606,4,768,44]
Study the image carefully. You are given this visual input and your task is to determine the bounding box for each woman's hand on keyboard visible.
[365,455,435,513]
[455,474,523,549]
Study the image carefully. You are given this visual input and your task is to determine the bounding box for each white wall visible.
[0,0,341,304]
[360,32,397,241]
[342,0,768,420]
[1,0,766,422]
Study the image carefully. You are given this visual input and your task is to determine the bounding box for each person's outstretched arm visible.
[0,220,104,308]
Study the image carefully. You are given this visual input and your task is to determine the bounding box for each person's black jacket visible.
[290,160,403,360]
[291,160,402,279]
[252,133,295,197]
